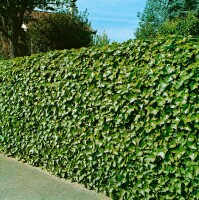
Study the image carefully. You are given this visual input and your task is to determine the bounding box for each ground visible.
[0,154,110,200]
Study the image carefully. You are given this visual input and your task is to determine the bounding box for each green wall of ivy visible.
[0,35,199,199]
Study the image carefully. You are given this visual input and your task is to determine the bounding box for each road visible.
[0,154,111,200]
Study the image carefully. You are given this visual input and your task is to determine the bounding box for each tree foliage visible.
[0,0,71,58]
[93,31,110,47]
[135,0,199,39]
[167,0,199,19]
[157,12,199,37]
[135,0,168,39]
[27,11,94,54]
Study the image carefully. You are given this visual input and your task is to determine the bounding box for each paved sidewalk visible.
[0,154,111,200]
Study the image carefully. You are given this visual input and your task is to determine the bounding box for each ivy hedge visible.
[0,35,199,199]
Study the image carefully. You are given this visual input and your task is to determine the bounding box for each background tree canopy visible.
[0,0,104,59]
[0,0,71,58]
[93,31,110,47]
[28,11,95,54]
[135,0,199,40]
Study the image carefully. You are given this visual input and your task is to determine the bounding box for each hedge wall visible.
[0,35,199,199]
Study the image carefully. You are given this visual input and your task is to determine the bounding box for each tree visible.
[27,11,95,54]
[157,12,199,37]
[135,0,199,40]
[135,0,168,39]
[167,0,199,19]
[0,0,72,58]
[93,31,110,47]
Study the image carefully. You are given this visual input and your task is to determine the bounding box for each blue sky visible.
[76,0,147,43]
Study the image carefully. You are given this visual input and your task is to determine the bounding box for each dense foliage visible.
[0,36,199,199]
[28,11,94,54]
[167,0,199,19]
[135,0,199,40]
[157,12,199,38]
[0,0,72,58]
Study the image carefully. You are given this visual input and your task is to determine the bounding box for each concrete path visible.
[0,154,111,200]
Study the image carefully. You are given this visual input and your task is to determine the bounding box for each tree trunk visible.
[9,39,19,58]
